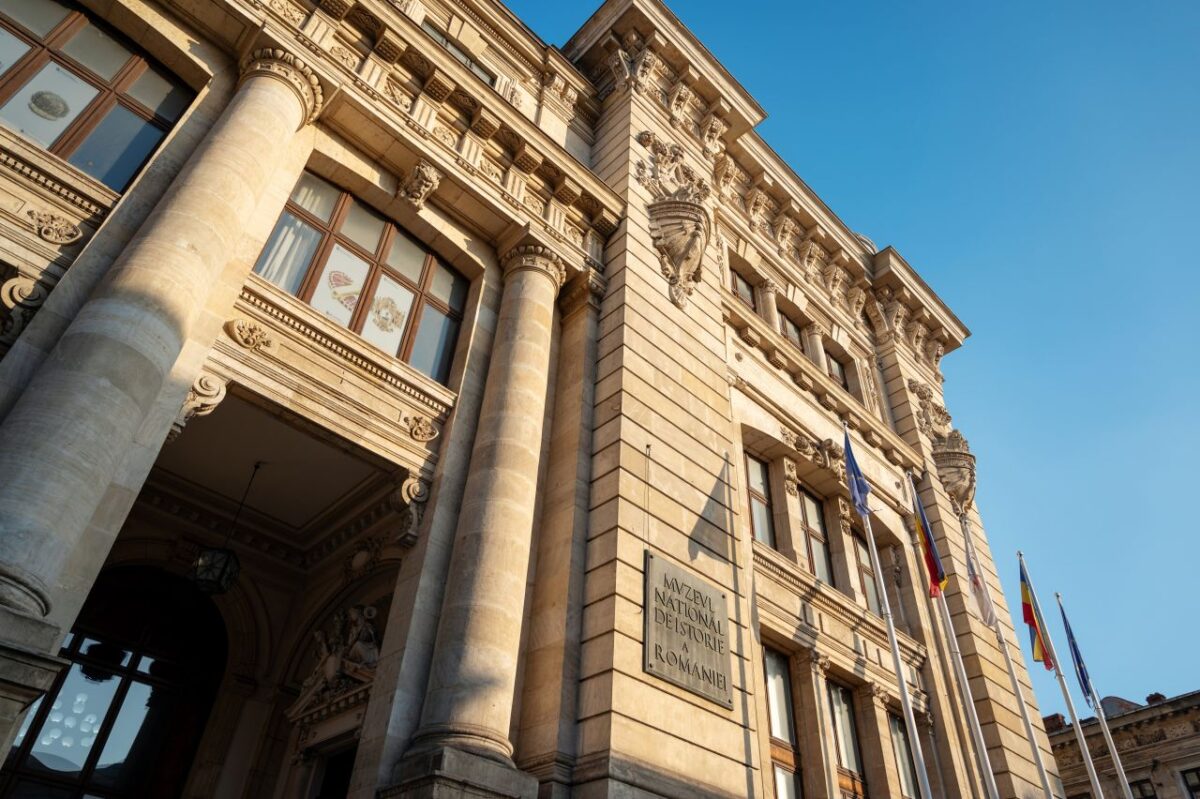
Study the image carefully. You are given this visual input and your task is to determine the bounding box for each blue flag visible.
[1060,602,1094,707]
[843,430,871,517]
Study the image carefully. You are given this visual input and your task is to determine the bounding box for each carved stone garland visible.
[633,131,712,309]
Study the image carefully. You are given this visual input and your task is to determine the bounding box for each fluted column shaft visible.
[0,49,321,617]
[412,245,564,763]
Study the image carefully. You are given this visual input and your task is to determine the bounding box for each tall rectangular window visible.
[764,648,802,799]
[746,455,775,548]
[1184,769,1200,799]
[854,535,881,615]
[731,270,756,310]
[826,351,850,390]
[827,681,865,797]
[254,172,469,385]
[780,314,804,350]
[798,489,834,585]
[889,714,919,799]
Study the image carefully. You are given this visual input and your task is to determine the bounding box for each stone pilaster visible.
[757,278,781,331]
[857,683,903,798]
[394,241,563,796]
[0,46,320,741]
[804,322,828,371]
[798,649,839,799]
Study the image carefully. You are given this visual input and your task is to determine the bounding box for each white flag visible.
[964,523,997,626]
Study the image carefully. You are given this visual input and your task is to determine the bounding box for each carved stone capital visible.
[501,244,565,292]
[240,48,324,125]
[807,648,831,676]
[560,268,606,316]
[167,372,228,443]
[399,159,441,210]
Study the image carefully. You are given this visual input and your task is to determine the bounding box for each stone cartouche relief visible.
[907,378,951,439]
[402,413,438,442]
[634,131,712,309]
[399,158,441,210]
[286,602,381,722]
[26,209,81,245]
[167,371,228,443]
[931,428,976,517]
[225,318,274,352]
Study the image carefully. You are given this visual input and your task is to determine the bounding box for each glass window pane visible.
[7,779,75,798]
[746,457,769,496]
[309,244,370,327]
[254,211,322,295]
[67,104,164,190]
[3,0,71,37]
[0,26,32,78]
[773,765,801,799]
[90,681,184,792]
[290,172,339,221]
[428,262,467,311]
[811,534,831,584]
[25,663,121,778]
[408,304,459,383]
[360,274,414,356]
[339,199,386,254]
[801,493,823,530]
[0,61,98,147]
[385,229,426,283]
[126,65,190,121]
[891,714,918,799]
[60,22,132,81]
[764,649,795,744]
[828,683,861,773]
[751,497,775,548]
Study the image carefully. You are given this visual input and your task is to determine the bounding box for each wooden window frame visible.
[0,1,190,190]
[826,680,867,799]
[763,648,801,791]
[779,313,805,352]
[1129,779,1156,798]
[420,21,496,86]
[853,533,881,615]
[797,486,834,585]
[1184,769,1200,799]
[745,453,775,548]
[731,269,757,311]
[826,349,850,390]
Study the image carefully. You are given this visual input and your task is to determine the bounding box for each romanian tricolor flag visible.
[1019,559,1054,671]
[908,478,947,597]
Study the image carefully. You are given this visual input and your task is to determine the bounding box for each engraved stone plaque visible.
[643,551,732,708]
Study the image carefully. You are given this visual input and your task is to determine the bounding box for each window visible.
[745,455,775,548]
[826,350,850,390]
[731,270,756,310]
[853,534,881,615]
[1129,780,1156,798]
[780,314,805,351]
[797,488,833,585]
[827,681,866,798]
[0,0,192,190]
[889,714,919,799]
[254,172,469,384]
[764,648,802,799]
[421,22,495,86]
[1185,769,1200,799]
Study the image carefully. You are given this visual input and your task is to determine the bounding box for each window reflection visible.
[26,664,120,778]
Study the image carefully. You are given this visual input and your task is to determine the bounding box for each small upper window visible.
[421,22,495,86]
[779,314,804,351]
[731,270,756,310]
[854,534,881,615]
[826,351,850,390]
[253,172,470,385]
[798,488,834,585]
[1184,769,1200,799]
[0,0,192,191]
[745,454,775,548]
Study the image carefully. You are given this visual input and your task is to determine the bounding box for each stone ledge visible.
[0,608,66,750]
[382,746,538,799]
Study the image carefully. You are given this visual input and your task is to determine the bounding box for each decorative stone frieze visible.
[700,111,728,159]
[166,372,228,443]
[541,71,578,113]
[782,457,799,496]
[399,159,441,209]
[225,318,274,351]
[240,48,324,125]
[501,244,565,291]
[26,209,81,245]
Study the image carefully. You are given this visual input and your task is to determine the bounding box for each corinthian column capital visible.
[240,47,324,125]
[500,244,565,293]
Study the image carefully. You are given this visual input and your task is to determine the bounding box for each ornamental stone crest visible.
[399,159,441,210]
[27,209,81,245]
[225,318,273,351]
[635,131,712,309]
[403,413,438,442]
[931,428,977,516]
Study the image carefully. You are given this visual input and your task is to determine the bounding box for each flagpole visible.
[1057,593,1133,799]
[844,425,932,799]
[906,473,998,799]
[1019,552,1105,798]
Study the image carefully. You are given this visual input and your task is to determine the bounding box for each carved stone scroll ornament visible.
[27,209,81,245]
[240,48,324,125]
[225,318,273,351]
[166,372,228,443]
[635,131,712,309]
[0,276,49,347]
[402,413,439,442]
[399,159,441,210]
[390,475,429,548]
[931,428,977,516]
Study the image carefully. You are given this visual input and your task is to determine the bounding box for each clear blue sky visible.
[506,0,1200,718]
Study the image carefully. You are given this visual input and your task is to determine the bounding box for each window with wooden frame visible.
[853,534,881,615]
[420,21,495,86]
[731,269,756,310]
[797,488,834,585]
[1184,769,1200,799]
[253,171,469,385]
[780,313,805,352]
[888,713,919,799]
[826,349,850,390]
[745,454,776,549]
[827,681,867,799]
[1129,780,1156,798]
[0,0,192,191]
[764,648,803,799]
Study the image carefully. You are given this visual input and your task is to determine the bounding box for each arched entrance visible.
[0,567,227,798]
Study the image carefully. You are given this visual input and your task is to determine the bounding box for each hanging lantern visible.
[188,461,263,596]
[189,546,240,595]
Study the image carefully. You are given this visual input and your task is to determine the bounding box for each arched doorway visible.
[0,567,227,798]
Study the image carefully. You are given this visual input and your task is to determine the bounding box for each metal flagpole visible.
[1019,552,1105,798]
[960,515,1053,798]
[906,472,998,799]
[1057,592,1133,799]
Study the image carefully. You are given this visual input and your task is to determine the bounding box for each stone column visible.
[0,48,321,619]
[757,278,781,331]
[803,322,828,371]
[399,243,563,790]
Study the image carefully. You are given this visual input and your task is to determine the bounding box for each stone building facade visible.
[0,0,1062,797]
[1047,692,1200,799]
